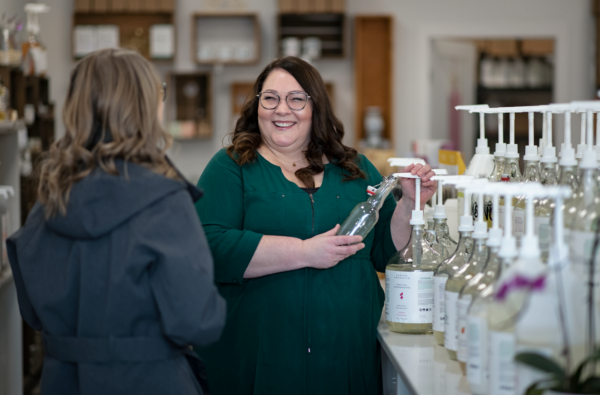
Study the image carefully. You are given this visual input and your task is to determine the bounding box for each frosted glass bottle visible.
[385,224,443,334]
[446,237,487,361]
[432,229,473,345]
[337,174,398,239]
[561,168,598,233]
[505,157,522,183]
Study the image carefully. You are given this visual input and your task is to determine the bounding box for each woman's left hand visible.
[398,163,436,209]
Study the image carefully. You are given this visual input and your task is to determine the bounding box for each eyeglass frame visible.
[256,91,311,111]
[162,82,167,102]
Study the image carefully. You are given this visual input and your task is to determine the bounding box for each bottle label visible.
[467,314,488,386]
[444,291,459,351]
[513,209,525,237]
[433,276,448,332]
[489,330,516,395]
[498,205,505,231]
[385,270,434,324]
[457,294,473,362]
[534,216,551,253]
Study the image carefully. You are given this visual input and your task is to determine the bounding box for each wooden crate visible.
[167,73,212,140]
[354,16,393,145]
[278,13,345,58]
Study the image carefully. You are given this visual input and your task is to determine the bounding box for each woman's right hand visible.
[301,224,365,269]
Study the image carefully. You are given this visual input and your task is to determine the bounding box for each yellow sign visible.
[438,150,466,175]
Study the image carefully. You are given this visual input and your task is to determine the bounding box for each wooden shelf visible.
[72,12,175,61]
[166,72,212,140]
[278,13,345,58]
[193,13,260,65]
[354,15,393,145]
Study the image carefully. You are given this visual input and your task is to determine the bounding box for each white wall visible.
[3,0,595,182]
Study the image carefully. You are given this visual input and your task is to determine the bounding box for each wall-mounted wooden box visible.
[354,16,393,145]
[278,13,345,58]
[167,73,212,140]
[278,0,345,13]
[72,1,175,61]
[193,13,260,65]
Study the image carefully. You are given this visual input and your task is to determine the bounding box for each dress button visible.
[282,195,285,197]
[337,196,340,198]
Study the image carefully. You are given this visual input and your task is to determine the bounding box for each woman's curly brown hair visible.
[226,56,365,188]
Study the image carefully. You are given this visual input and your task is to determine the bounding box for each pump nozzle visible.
[428,175,474,219]
[457,105,490,154]
[388,157,426,167]
[576,111,587,160]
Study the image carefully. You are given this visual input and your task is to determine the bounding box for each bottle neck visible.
[484,249,502,278]
[455,231,473,254]
[489,157,506,181]
[558,166,578,192]
[523,160,540,182]
[506,157,522,182]
[411,224,424,265]
[470,238,488,263]
[368,176,398,209]
[540,162,558,185]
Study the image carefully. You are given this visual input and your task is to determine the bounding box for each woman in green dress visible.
[195,56,436,394]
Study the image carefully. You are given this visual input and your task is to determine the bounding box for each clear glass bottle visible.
[533,161,558,262]
[337,174,398,239]
[513,158,541,237]
[386,223,443,334]
[432,225,473,345]
[505,156,522,183]
[429,216,458,260]
[461,238,502,377]
[452,231,488,363]
[561,167,598,232]
[497,175,510,231]
[488,155,506,182]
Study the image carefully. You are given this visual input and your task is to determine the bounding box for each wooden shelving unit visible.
[72,1,176,61]
[277,13,345,58]
[354,16,393,146]
[193,13,260,65]
[166,72,212,140]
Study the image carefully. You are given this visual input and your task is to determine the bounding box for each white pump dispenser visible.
[575,111,587,162]
[456,105,494,179]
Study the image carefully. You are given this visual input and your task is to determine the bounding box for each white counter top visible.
[378,279,473,395]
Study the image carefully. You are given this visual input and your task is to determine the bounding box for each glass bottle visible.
[444,222,488,360]
[505,156,522,183]
[337,174,398,239]
[433,222,474,345]
[488,155,506,182]
[497,175,510,231]
[386,223,443,334]
[513,158,541,237]
[430,216,457,260]
[533,161,558,262]
[22,4,49,76]
[561,167,598,233]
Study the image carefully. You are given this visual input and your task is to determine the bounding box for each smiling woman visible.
[194,56,436,395]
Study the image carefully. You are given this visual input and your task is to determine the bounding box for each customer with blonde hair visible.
[6,48,225,395]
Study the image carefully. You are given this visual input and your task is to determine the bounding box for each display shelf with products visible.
[278,13,345,58]
[0,120,22,395]
[193,13,260,65]
[166,72,212,140]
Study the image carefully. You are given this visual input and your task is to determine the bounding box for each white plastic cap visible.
[486,228,503,247]
[540,146,557,163]
[494,142,507,157]
[498,236,518,259]
[519,234,541,259]
[476,139,490,155]
[410,210,425,225]
[505,144,519,159]
[579,149,598,169]
[433,204,447,219]
[576,144,585,159]
[559,147,578,167]
[458,215,474,232]
[472,221,488,239]
[523,145,540,161]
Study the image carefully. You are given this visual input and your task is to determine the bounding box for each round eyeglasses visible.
[161,82,167,102]
[257,91,311,111]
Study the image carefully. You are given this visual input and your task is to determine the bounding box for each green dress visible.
[195,148,398,395]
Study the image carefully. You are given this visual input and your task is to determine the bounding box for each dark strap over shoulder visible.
[42,333,185,363]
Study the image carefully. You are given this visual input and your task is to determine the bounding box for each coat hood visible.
[46,160,201,240]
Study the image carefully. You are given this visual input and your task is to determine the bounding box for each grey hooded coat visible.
[7,160,226,395]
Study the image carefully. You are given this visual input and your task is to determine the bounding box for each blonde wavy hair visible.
[38,48,179,218]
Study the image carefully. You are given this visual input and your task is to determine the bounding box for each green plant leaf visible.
[525,380,557,395]
[516,352,566,378]
[571,347,600,389]
[581,377,600,394]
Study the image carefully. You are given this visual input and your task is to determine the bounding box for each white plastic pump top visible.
[540,112,557,163]
[578,109,598,169]
[392,169,448,225]
[559,111,577,166]
[388,157,426,167]
[505,112,519,159]
[428,175,473,219]
[576,111,587,160]
[523,112,539,161]
[461,106,491,155]
[548,186,573,265]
